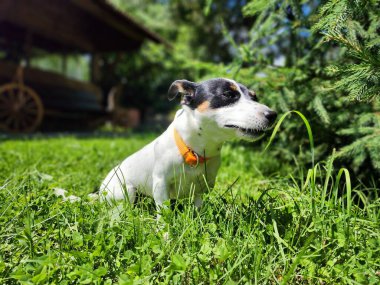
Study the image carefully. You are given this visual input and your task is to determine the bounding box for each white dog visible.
[99,78,277,210]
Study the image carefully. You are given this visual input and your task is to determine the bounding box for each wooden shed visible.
[0,0,167,132]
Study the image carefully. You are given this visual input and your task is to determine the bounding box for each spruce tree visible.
[312,0,380,176]
[237,0,380,183]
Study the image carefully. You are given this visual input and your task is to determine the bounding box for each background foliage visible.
[109,0,380,186]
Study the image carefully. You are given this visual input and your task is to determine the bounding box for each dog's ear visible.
[168,80,197,104]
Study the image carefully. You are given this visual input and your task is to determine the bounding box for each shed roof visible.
[0,0,167,53]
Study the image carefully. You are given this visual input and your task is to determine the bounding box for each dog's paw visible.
[88,193,100,200]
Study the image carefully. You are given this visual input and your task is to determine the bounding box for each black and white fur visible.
[100,78,277,209]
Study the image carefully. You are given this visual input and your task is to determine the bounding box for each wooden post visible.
[91,53,101,84]
[23,30,33,67]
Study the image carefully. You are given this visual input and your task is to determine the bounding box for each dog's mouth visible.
[224,124,265,137]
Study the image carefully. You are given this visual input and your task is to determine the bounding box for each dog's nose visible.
[264,110,277,123]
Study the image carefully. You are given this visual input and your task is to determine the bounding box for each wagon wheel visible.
[0,83,44,133]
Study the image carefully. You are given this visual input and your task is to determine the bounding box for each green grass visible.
[0,132,379,284]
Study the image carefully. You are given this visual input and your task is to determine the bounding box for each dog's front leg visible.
[152,176,169,219]
[152,176,171,240]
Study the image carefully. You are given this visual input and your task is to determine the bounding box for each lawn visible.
[0,133,379,284]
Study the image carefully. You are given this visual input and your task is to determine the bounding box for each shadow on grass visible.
[0,129,161,141]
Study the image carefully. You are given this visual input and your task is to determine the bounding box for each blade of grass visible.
[322,149,336,210]
[264,110,315,166]
[280,233,316,285]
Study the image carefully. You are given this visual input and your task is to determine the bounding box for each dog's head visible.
[168,78,277,141]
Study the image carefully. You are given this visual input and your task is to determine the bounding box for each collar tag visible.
[173,128,208,167]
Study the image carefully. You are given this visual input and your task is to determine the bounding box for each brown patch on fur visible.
[175,82,185,93]
[249,90,257,100]
[230,83,238,91]
[249,90,256,97]
[197,101,210,112]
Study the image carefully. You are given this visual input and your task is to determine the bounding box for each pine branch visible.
[313,0,380,101]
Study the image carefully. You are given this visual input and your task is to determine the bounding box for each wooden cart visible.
[0,61,105,132]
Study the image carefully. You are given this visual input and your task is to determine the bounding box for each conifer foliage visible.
[313,0,380,102]
[238,0,380,182]
[312,0,380,177]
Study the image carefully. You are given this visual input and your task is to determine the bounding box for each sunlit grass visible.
[0,124,379,284]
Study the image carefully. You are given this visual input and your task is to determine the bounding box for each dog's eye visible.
[223,90,240,99]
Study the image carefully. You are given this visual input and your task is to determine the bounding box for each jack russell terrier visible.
[99,78,277,210]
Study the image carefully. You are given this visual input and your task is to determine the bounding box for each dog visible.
[99,78,277,211]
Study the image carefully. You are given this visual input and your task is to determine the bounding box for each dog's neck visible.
[173,109,223,158]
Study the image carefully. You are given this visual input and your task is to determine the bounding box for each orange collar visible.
[173,128,209,167]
